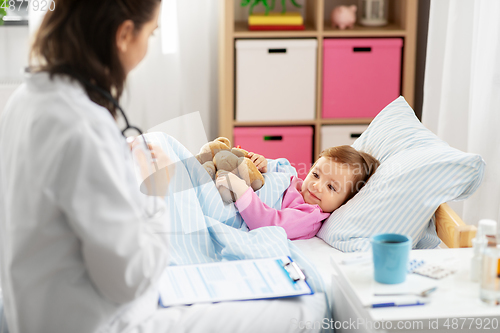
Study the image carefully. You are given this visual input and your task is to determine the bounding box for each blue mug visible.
[371,233,411,284]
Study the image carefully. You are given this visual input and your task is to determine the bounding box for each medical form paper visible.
[158,256,313,307]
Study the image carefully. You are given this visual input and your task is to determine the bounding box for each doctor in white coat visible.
[0,0,326,332]
[0,0,169,332]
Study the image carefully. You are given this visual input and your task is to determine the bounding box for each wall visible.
[0,26,29,118]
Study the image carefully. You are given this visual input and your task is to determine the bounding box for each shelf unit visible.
[219,0,418,158]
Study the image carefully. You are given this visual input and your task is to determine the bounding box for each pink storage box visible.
[322,38,402,118]
[233,126,313,180]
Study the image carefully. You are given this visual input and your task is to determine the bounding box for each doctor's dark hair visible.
[30,0,161,118]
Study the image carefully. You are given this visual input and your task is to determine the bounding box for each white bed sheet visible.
[134,238,337,333]
[100,237,337,333]
[140,293,327,333]
[0,289,327,333]
[292,237,351,307]
[144,237,446,333]
[144,236,367,333]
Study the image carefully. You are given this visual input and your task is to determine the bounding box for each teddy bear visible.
[195,137,265,203]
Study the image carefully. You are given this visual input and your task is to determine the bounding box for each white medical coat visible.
[0,72,169,333]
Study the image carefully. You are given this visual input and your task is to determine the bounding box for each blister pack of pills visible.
[412,263,457,279]
[407,259,425,273]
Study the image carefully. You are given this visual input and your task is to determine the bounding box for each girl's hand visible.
[247,152,268,173]
[215,171,249,200]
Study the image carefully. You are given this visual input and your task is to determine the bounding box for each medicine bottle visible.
[480,224,500,305]
[471,220,496,282]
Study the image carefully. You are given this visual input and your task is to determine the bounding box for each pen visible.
[368,301,427,308]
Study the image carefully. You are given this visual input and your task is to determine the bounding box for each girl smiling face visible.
[301,157,355,213]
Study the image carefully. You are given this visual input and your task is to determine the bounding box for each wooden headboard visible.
[435,203,476,248]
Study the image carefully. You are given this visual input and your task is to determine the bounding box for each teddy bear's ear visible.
[196,151,213,165]
[215,137,231,148]
[198,138,231,164]
[231,147,248,158]
[196,141,213,164]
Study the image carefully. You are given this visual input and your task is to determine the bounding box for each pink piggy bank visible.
[331,5,357,30]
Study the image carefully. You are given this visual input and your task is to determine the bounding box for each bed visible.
[435,203,477,248]
[0,203,475,333]
[0,97,485,333]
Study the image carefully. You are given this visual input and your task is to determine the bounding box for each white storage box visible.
[321,125,369,151]
[236,39,317,121]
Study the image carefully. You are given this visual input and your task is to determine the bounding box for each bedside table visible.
[330,248,500,333]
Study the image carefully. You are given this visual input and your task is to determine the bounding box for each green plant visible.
[241,0,302,15]
[0,0,7,26]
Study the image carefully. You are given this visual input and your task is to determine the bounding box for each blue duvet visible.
[146,132,327,298]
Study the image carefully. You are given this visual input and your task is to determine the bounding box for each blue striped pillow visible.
[316,96,485,252]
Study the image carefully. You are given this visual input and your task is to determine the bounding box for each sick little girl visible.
[216,146,380,240]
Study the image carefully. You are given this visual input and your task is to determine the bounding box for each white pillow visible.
[316,96,485,252]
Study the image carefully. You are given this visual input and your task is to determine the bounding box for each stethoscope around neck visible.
[71,72,168,217]
[74,73,144,138]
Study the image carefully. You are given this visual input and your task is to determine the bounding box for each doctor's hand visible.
[148,143,174,173]
[215,171,249,201]
[247,152,268,173]
[131,140,175,197]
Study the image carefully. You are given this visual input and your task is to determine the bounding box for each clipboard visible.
[158,256,313,307]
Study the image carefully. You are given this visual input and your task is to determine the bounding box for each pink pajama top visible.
[234,176,331,240]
